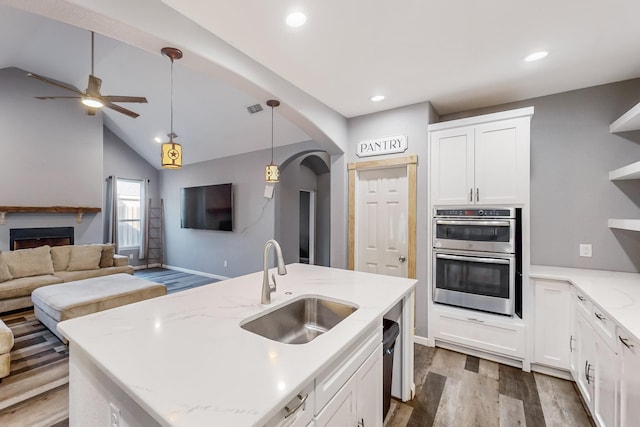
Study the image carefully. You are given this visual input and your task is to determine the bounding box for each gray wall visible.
[0,67,103,250]
[346,101,437,337]
[103,127,160,265]
[160,140,323,277]
[440,79,640,272]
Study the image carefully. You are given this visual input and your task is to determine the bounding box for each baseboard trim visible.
[132,263,161,271]
[435,339,525,370]
[163,264,230,281]
[530,363,573,381]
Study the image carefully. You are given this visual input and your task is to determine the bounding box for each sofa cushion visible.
[100,244,115,268]
[0,274,63,299]
[0,252,13,283]
[54,265,134,282]
[2,245,54,279]
[0,319,13,354]
[51,245,72,272]
[67,245,102,271]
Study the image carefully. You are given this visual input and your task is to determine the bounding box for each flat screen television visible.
[181,183,233,231]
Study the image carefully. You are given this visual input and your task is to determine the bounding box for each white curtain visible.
[139,179,149,260]
[104,176,119,252]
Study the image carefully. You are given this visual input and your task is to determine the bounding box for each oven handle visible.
[434,220,512,227]
[435,253,511,265]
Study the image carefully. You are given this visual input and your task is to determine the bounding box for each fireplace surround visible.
[9,227,74,251]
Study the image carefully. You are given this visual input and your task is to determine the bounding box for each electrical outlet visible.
[579,244,592,258]
[223,260,228,268]
[109,403,120,427]
[128,253,133,259]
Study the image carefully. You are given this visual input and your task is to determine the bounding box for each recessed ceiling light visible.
[154,137,162,143]
[524,51,548,62]
[370,95,385,102]
[286,12,307,27]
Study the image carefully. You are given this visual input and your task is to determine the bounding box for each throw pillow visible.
[0,252,13,283]
[99,244,115,268]
[3,245,54,278]
[67,245,102,271]
[51,245,72,271]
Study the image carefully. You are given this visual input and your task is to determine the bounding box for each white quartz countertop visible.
[530,265,640,341]
[58,264,416,427]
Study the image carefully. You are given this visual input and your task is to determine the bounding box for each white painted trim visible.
[413,335,430,347]
[530,363,573,381]
[435,340,525,370]
[132,263,161,271]
[162,264,230,281]
[428,106,534,131]
[401,290,415,402]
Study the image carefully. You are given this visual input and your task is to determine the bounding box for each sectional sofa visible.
[0,244,133,313]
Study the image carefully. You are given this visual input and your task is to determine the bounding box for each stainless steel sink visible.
[240,297,358,344]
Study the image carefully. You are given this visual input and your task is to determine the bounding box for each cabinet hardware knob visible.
[469,188,473,202]
[467,317,485,323]
[569,335,575,352]
[476,188,479,202]
[619,336,635,349]
[577,295,586,302]
[284,393,308,419]
[594,313,606,321]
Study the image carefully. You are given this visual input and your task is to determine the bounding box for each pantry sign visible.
[356,135,407,158]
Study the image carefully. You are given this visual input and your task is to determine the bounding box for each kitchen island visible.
[58,263,416,426]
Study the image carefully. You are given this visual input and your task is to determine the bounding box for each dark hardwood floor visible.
[384,345,594,427]
[0,269,593,426]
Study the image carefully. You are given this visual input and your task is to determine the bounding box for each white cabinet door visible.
[533,279,571,370]
[356,345,383,427]
[569,288,579,379]
[430,127,475,205]
[576,310,595,409]
[618,332,639,427]
[315,374,357,427]
[474,118,528,205]
[593,334,618,427]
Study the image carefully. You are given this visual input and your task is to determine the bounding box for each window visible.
[117,179,143,250]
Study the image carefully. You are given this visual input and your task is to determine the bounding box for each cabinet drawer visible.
[314,323,381,414]
[433,309,526,358]
[575,290,592,317]
[590,305,617,352]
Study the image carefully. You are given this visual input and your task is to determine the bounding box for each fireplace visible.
[9,227,74,250]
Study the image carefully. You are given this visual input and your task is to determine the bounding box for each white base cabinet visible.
[619,330,640,427]
[315,344,382,427]
[533,279,572,370]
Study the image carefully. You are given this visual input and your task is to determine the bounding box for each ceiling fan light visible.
[81,96,103,108]
[161,141,182,169]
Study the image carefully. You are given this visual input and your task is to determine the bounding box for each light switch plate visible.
[579,244,592,257]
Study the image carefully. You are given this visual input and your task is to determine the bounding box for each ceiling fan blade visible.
[35,96,82,100]
[87,75,102,96]
[27,72,84,96]
[103,101,140,118]
[102,95,148,104]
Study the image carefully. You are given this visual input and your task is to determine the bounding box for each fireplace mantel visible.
[0,206,101,224]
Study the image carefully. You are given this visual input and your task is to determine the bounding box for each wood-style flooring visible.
[384,345,594,427]
[0,269,593,427]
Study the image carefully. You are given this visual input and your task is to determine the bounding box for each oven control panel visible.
[434,208,514,218]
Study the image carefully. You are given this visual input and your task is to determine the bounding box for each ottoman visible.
[31,273,166,343]
[0,319,14,381]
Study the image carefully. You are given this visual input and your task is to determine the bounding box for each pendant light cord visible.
[170,57,174,140]
[90,31,95,76]
[271,104,275,164]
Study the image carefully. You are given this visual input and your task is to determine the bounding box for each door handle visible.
[476,188,479,202]
[399,256,406,263]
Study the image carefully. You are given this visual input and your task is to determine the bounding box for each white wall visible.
[346,101,437,338]
[0,67,103,250]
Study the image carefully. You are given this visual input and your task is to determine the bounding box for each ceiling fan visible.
[27,31,148,118]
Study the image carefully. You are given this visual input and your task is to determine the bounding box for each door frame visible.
[347,155,417,279]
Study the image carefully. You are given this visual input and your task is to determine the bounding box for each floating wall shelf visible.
[610,101,640,133]
[608,219,640,232]
[609,161,640,181]
[0,206,101,224]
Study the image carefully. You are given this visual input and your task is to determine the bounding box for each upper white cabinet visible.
[429,107,533,206]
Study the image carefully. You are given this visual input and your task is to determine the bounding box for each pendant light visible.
[265,99,280,182]
[160,47,183,169]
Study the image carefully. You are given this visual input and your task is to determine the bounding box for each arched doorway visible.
[275,151,331,266]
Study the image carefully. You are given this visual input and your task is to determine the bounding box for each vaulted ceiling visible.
[2,0,640,168]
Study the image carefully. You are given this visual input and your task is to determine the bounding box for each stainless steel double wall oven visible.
[432,207,522,317]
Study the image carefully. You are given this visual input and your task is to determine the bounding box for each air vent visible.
[247,104,263,114]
